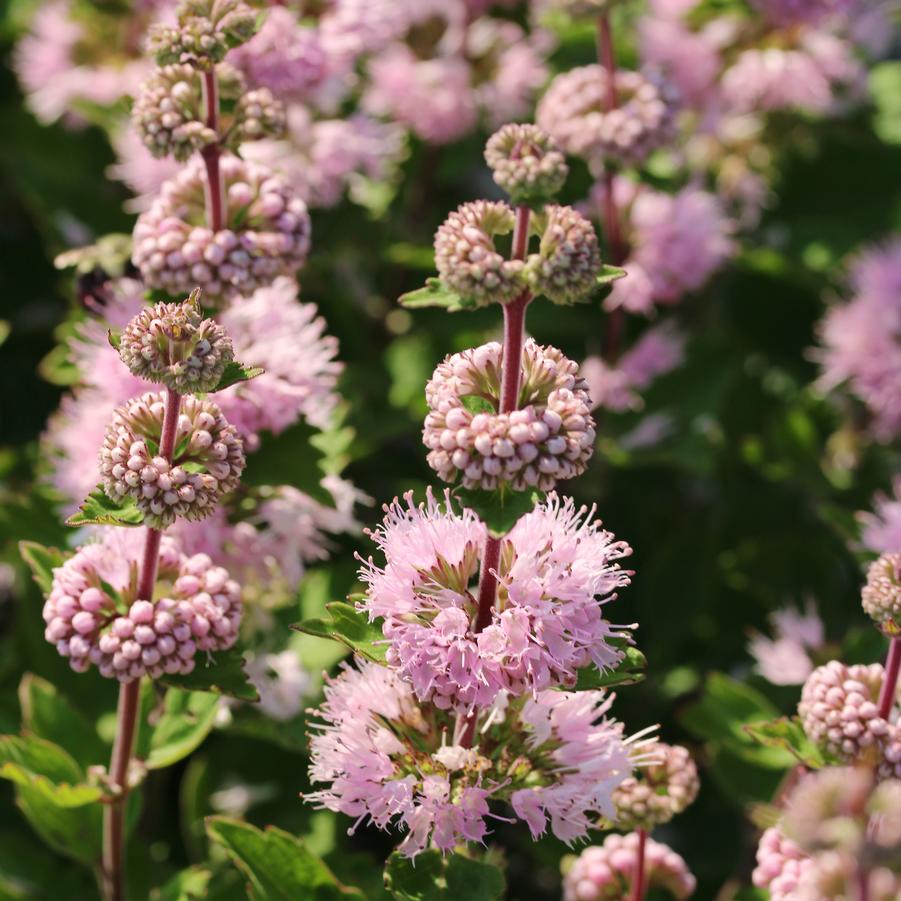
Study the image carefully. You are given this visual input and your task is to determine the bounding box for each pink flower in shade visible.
[748,602,826,685]
[860,479,901,555]
[750,0,855,27]
[227,7,334,104]
[358,490,633,713]
[721,32,865,115]
[816,240,901,441]
[244,650,311,721]
[306,661,641,855]
[107,128,181,212]
[44,276,342,507]
[243,105,405,209]
[581,325,686,413]
[365,46,478,144]
[563,832,697,900]
[600,180,735,315]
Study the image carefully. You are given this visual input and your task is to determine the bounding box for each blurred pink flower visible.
[748,602,825,685]
[860,479,901,555]
[107,129,181,212]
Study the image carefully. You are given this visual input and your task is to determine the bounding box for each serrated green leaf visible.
[574,640,647,691]
[144,690,221,770]
[18,674,107,766]
[0,735,102,807]
[453,487,543,538]
[384,851,505,901]
[398,278,476,313]
[460,395,495,415]
[66,487,144,528]
[160,647,258,701]
[206,817,364,900]
[744,716,828,769]
[292,601,386,663]
[18,541,66,594]
[209,361,266,393]
[151,866,213,901]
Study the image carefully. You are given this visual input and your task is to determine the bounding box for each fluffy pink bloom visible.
[14,0,156,125]
[749,603,826,685]
[358,490,632,713]
[244,650,311,721]
[860,479,901,555]
[599,180,735,315]
[816,240,901,440]
[750,0,855,26]
[721,32,865,115]
[107,128,181,212]
[306,661,639,855]
[581,325,686,413]
[244,105,405,209]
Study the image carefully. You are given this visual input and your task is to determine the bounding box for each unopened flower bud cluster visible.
[148,0,257,68]
[484,123,568,206]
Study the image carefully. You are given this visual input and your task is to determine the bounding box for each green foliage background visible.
[0,5,900,898]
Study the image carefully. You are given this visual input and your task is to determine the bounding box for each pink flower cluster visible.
[753,826,817,900]
[563,833,697,900]
[749,603,826,685]
[43,529,241,682]
[358,491,632,713]
[816,240,901,441]
[307,660,640,856]
[595,178,735,315]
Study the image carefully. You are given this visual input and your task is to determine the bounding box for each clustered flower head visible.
[798,660,891,764]
[562,833,697,900]
[100,391,245,528]
[754,769,901,900]
[537,65,678,168]
[357,490,632,713]
[611,742,700,830]
[527,204,602,305]
[423,340,596,491]
[307,660,647,856]
[434,200,526,306]
[483,123,568,206]
[862,553,901,635]
[133,156,311,303]
[43,530,241,681]
[118,291,234,393]
[148,0,258,68]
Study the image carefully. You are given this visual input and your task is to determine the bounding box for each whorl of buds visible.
[862,553,901,635]
[752,827,816,899]
[798,661,891,763]
[484,124,568,206]
[423,340,595,491]
[434,201,525,306]
[133,156,311,303]
[118,292,234,393]
[100,392,245,528]
[611,743,700,830]
[537,65,678,167]
[43,538,241,681]
[562,833,697,901]
[148,0,258,68]
[527,204,602,305]
[132,64,283,162]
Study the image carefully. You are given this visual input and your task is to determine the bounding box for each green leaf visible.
[384,851,505,901]
[108,330,121,349]
[66,487,144,528]
[53,233,133,277]
[15,785,103,866]
[596,265,627,285]
[574,639,647,690]
[151,866,213,901]
[460,395,495,415]
[209,361,266,393]
[18,541,67,594]
[744,716,828,769]
[453,486,544,538]
[160,647,259,702]
[144,690,221,770]
[18,674,107,766]
[206,817,364,900]
[398,278,477,313]
[292,601,387,663]
[0,735,103,807]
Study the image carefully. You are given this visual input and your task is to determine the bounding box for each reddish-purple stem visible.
[629,828,648,901]
[201,69,225,232]
[596,13,627,361]
[878,636,901,719]
[101,388,181,901]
